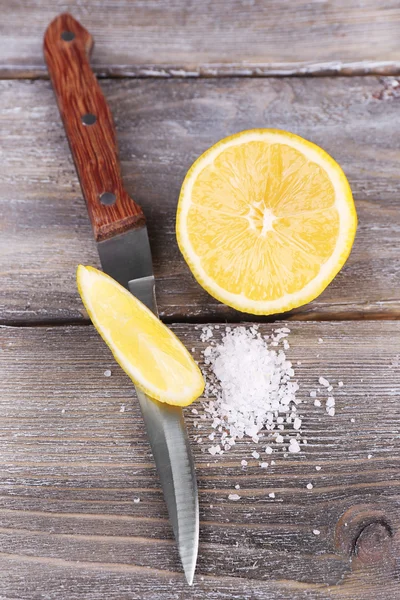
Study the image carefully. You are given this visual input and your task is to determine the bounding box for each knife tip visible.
[183,563,195,586]
[180,541,198,586]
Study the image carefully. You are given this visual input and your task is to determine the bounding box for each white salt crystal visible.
[270,460,276,465]
[228,494,241,501]
[200,326,214,342]
[200,326,299,453]
[350,418,355,423]
[319,377,330,387]
[208,445,221,455]
[318,338,323,344]
[104,369,111,377]
[260,462,269,468]
[235,484,240,489]
[293,418,302,430]
[265,446,273,455]
[315,466,322,471]
[133,497,140,504]
[252,451,260,459]
[368,454,372,459]
[314,399,321,407]
[326,397,335,408]
[306,483,313,490]
[310,391,317,398]
[241,460,248,467]
[338,381,344,387]
[327,407,335,416]
[120,405,125,413]
[289,439,301,453]
[191,408,198,414]
[327,386,333,392]
[268,492,275,498]
[275,434,284,444]
[191,348,195,352]
[61,408,66,414]
[313,529,320,535]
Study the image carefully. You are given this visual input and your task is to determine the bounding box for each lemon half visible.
[176,129,357,315]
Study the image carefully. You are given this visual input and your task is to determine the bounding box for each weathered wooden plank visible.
[0,321,399,598]
[1,77,400,323]
[1,1,400,78]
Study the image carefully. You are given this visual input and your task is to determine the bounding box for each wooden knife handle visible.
[44,13,145,242]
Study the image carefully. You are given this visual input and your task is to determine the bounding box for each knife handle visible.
[44,13,145,242]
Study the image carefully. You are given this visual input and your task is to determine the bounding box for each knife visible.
[44,14,199,584]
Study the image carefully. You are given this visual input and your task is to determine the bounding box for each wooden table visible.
[1,2,400,598]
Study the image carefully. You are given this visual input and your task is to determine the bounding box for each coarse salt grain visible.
[315,466,322,471]
[319,377,330,387]
[265,446,273,455]
[104,369,111,377]
[120,405,125,413]
[133,497,140,504]
[201,326,299,453]
[313,529,320,535]
[235,484,240,489]
[314,399,321,407]
[268,492,275,498]
[241,460,248,467]
[338,381,344,387]
[260,462,269,468]
[289,438,301,453]
[252,451,260,459]
[228,494,241,501]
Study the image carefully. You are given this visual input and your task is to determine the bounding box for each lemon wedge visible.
[176,129,357,315]
[77,265,204,406]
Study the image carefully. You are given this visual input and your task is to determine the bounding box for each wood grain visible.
[44,14,146,242]
[1,1,400,78]
[1,321,399,599]
[1,76,400,323]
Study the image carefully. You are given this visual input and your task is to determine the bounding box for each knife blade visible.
[44,13,199,584]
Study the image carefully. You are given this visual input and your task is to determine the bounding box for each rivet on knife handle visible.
[43,13,145,242]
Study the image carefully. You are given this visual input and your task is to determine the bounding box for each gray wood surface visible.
[2,2,400,598]
[1,1,400,78]
[1,321,399,599]
[1,76,400,324]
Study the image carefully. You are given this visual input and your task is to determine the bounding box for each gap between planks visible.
[2,60,400,81]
